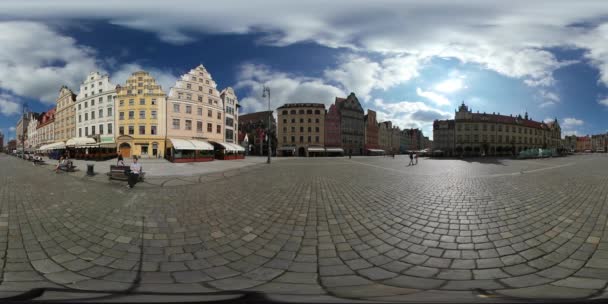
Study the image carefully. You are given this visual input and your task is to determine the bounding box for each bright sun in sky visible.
[434,78,466,93]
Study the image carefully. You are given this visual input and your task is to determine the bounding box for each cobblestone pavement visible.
[1,153,608,302]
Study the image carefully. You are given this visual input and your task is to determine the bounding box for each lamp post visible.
[262,85,271,164]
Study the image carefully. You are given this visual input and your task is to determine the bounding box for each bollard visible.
[87,164,94,176]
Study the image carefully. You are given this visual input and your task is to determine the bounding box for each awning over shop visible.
[367,149,385,153]
[39,142,66,150]
[211,141,239,152]
[226,143,245,152]
[190,140,214,151]
[307,147,325,152]
[325,148,344,153]
[278,146,296,151]
[66,137,96,147]
[82,142,117,148]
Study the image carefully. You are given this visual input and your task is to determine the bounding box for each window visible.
[299,110,305,114]
[283,119,287,124]
[283,127,287,132]
[119,126,124,135]
[173,104,180,112]
[207,123,212,132]
[208,98,213,105]
[138,125,145,135]
[151,125,157,135]
[129,99,134,105]
[291,126,295,132]
[308,136,311,143]
[315,127,319,132]
[108,123,112,134]
[226,117,234,127]
[151,110,157,119]
[85,113,88,121]
[482,124,487,131]
[186,94,191,100]
[85,127,88,136]
[314,110,320,115]
[308,118,311,123]
[299,136,304,143]
[107,108,112,117]
[198,86,202,91]
[78,128,82,137]
[198,96,203,102]
[78,115,82,123]
[172,119,180,129]
[139,99,145,105]
[91,111,95,120]
[119,100,124,106]
[99,124,104,135]
[91,100,95,106]
[308,127,311,132]
[137,89,142,94]
[197,121,203,132]
[78,104,81,110]
[119,112,124,120]
[300,118,304,123]
[99,109,103,118]
[300,127,304,132]
[217,112,221,119]
[197,107,202,115]
[315,118,319,123]
[187,83,191,89]
[290,110,296,114]
[306,109,312,114]
[208,89,213,94]
[186,105,192,114]
[216,125,221,133]
[315,136,319,143]
[90,125,95,135]
[208,110,212,117]
[282,110,288,115]
[151,99,157,105]
[291,118,296,123]
[128,111,134,119]
[185,120,192,130]
[139,110,145,119]
[283,136,287,143]
[85,102,88,108]
[473,124,478,131]
[291,136,295,143]
[128,126,135,135]
[107,96,112,102]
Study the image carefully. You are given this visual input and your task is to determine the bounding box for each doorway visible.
[119,142,131,157]
[298,147,306,157]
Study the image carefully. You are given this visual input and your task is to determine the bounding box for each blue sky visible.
[2,0,608,141]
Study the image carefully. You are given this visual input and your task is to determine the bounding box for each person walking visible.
[408,152,414,166]
[415,152,418,165]
[127,156,142,189]
[117,152,124,166]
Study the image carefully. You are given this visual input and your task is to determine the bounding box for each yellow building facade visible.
[115,71,167,158]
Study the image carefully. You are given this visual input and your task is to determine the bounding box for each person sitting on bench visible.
[55,157,65,173]
[127,156,142,189]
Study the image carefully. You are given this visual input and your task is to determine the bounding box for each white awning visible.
[211,141,239,152]
[168,138,196,150]
[40,142,66,150]
[227,143,245,152]
[190,140,214,151]
[367,149,385,152]
[307,147,325,152]
[325,148,344,153]
[278,146,296,151]
[66,137,96,147]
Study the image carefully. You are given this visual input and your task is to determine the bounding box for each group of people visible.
[54,154,74,172]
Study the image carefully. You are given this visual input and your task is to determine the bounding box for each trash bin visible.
[86,164,94,176]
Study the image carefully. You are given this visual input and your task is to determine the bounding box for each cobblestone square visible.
[1,154,608,302]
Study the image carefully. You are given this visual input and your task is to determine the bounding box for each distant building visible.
[54,86,77,142]
[220,87,239,143]
[0,131,4,152]
[335,93,364,155]
[26,112,40,151]
[576,136,592,152]
[76,72,117,146]
[277,103,326,156]
[364,110,380,154]
[434,102,561,156]
[591,133,607,152]
[7,139,17,152]
[433,120,455,155]
[238,111,276,156]
[324,104,342,150]
[563,135,577,152]
[400,128,423,152]
[36,109,56,148]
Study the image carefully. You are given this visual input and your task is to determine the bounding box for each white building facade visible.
[221,87,239,143]
[76,72,117,145]
[26,114,39,150]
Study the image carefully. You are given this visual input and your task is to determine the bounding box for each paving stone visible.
[31,259,64,274]
[552,277,607,289]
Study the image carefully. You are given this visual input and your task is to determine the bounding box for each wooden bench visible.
[108,165,145,181]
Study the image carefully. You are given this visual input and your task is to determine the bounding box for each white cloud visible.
[598,97,608,107]
[0,94,20,116]
[563,117,584,128]
[0,21,99,103]
[538,90,560,108]
[236,63,345,114]
[373,98,452,138]
[416,88,450,106]
[9,126,15,132]
[434,78,465,93]
[562,130,579,136]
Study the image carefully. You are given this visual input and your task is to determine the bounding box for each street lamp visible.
[262,85,271,164]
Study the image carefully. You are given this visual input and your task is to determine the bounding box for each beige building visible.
[115,71,167,158]
[277,103,326,156]
[440,102,562,156]
[54,86,77,142]
[167,65,226,143]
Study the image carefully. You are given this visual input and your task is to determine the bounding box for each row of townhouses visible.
[13,65,242,162]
